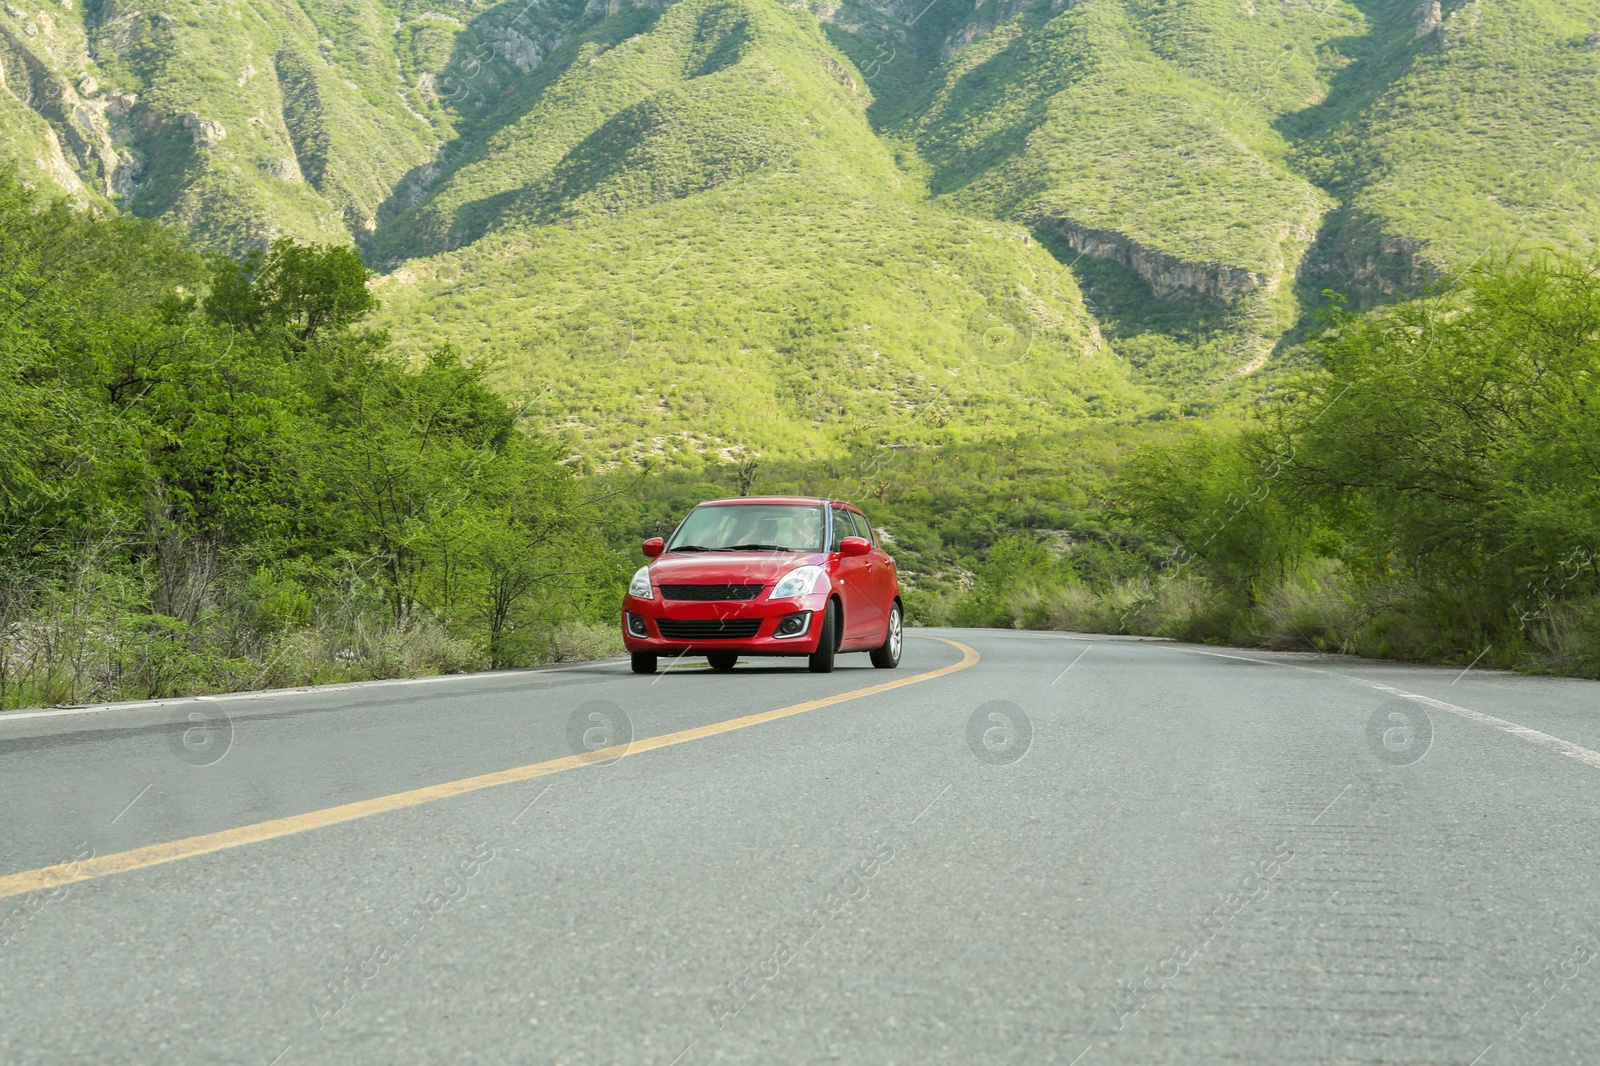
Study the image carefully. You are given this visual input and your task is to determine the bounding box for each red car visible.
[621,497,903,674]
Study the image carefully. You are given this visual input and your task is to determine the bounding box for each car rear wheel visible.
[631,652,657,675]
[870,603,902,669]
[808,602,838,673]
[707,653,738,672]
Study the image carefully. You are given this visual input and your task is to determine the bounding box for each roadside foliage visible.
[860,255,1600,677]
[0,174,622,709]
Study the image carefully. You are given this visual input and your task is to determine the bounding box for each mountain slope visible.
[372,0,1150,464]
[370,0,819,260]
[0,0,603,252]
[6,0,1596,287]
[1291,0,1600,300]
[905,0,1338,306]
[0,0,121,202]
[3,0,1599,462]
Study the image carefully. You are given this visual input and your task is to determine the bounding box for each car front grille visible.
[655,618,763,641]
[659,584,766,601]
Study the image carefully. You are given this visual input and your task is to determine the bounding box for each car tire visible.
[870,602,902,669]
[808,602,838,673]
[707,653,738,672]
[631,652,657,675]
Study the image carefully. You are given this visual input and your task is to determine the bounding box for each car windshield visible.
[667,503,825,552]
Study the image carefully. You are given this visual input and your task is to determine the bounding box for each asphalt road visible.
[3,628,1599,1065]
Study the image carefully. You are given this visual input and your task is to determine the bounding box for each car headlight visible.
[628,566,654,600]
[771,565,824,599]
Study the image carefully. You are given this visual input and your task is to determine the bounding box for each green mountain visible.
[368,0,1144,463]
[3,0,1596,460]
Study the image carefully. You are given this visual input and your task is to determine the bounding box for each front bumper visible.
[621,591,829,656]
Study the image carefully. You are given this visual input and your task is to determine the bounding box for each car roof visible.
[697,496,862,512]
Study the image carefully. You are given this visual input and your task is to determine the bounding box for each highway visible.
[2,629,1599,1065]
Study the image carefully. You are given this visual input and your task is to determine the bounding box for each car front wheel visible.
[870,603,902,669]
[808,602,838,673]
[707,653,738,671]
[631,652,657,674]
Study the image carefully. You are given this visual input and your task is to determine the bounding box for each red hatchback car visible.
[621,497,903,674]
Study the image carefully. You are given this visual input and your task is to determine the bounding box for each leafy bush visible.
[0,174,621,709]
[1274,253,1600,636]
[1057,253,1600,677]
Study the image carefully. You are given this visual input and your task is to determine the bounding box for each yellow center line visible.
[0,638,979,902]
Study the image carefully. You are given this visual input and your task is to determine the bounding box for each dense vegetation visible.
[850,254,1599,677]
[3,160,1595,709]
[0,174,623,710]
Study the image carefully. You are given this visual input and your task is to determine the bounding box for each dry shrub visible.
[1256,559,1358,651]
[253,617,485,691]
[1524,597,1600,676]
[1044,573,1216,638]
[546,620,624,663]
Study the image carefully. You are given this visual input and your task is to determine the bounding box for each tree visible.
[1117,430,1308,601]
[1274,254,1600,613]
[468,439,603,667]
[205,239,375,353]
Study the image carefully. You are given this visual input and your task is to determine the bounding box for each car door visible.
[829,505,872,647]
[848,510,896,644]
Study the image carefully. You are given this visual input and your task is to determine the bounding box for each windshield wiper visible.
[714,544,794,552]
[667,544,713,552]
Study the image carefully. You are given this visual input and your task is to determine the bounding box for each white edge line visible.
[1360,680,1600,771]
[0,658,625,724]
[1178,647,1600,772]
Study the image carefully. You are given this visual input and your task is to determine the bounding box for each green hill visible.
[901,0,1338,302]
[2,0,1598,460]
[1289,0,1600,301]
[369,0,1149,464]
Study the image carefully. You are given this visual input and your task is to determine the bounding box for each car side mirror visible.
[839,536,871,557]
[642,537,664,558]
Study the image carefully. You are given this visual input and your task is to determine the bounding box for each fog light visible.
[626,613,649,638]
[773,612,811,639]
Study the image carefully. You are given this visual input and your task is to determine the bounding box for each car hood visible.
[647,551,827,586]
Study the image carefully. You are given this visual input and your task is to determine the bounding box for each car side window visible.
[851,512,875,546]
[841,510,865,542]
[829,507,852,551]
